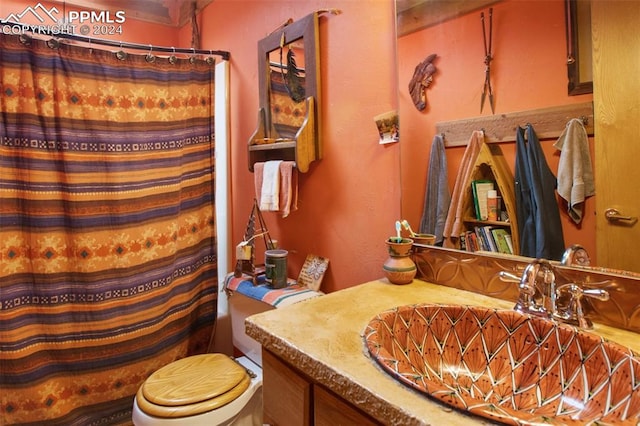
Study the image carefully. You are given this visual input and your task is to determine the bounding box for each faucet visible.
[499,258,609,329]
[499,259,556,319]
[561,244,591,267]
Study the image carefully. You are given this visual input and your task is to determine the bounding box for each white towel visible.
[553,118,595,224]
[260,160,282,211]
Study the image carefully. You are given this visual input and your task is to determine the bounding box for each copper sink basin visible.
[364,304,640,425]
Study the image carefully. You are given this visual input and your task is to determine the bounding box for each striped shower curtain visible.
[0,34,218,425]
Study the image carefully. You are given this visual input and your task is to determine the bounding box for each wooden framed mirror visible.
[249,12,322,173]
[565,0,593,95]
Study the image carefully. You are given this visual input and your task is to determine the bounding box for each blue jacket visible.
[514,124,565,260]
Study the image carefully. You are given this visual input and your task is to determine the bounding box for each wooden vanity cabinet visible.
[262,349,380,425]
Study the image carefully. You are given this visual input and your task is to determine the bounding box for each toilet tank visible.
[229,292,274,367]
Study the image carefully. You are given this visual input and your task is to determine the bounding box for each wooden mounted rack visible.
[436,102,594,147]
[248,96,318,173]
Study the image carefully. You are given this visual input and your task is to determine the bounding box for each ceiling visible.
[50,0,213,27]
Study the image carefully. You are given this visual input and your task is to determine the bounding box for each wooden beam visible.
[436,102,595,147]
[396,0,500,37]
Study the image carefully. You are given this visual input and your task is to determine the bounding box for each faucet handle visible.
[555,283,609,329]
[498,271,521,282]
[582,288,610,301]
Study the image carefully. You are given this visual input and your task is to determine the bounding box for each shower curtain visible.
[0,34,218,425]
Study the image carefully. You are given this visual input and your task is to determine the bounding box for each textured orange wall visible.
[196,0,400,292]
[398,0,596,262]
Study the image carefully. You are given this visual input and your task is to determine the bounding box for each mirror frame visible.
[565,0,593,95]
[257,12,320,142]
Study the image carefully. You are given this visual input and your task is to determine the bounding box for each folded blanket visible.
[224,273,323,308]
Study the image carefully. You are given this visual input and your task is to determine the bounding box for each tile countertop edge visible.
[244,279,640,426]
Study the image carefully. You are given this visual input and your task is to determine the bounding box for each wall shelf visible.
[436,102,594,147]
[248,96,318,173]
[458,141,519,254]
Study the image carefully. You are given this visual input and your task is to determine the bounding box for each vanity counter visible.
[245,279,640,425]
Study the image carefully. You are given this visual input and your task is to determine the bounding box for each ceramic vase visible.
[383,238,416,285]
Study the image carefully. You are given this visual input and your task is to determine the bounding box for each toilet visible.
[132,291,273,426]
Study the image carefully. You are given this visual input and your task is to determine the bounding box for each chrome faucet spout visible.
[501,259,555,318]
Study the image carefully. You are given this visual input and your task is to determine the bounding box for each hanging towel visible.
[515,124,565,260]
[259,160,282,211]
[254,161,297,217]
[553,118,595,224]
[254,162,265,204]
[419,134,450,244]
[279,161,298,218]
[442,130,483,248]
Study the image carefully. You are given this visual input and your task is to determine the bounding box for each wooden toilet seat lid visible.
[141,353,249,406]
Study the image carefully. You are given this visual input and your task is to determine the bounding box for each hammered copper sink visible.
[364,304,640,425]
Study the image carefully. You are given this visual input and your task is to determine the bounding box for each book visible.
[482,226,499,252]
[474,226,488,251]
[504,233,515,254]
[465,230,478,252]
[459,233,467,251]
[471,180,494,220]
[491,228,512,254]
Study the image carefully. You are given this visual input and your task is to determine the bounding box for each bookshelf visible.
[459,141,519,255]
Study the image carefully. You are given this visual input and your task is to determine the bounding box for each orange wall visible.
[398,0,596,262]
[194,0,399,292]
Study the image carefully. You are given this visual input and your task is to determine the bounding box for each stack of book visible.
[460,226,513,254]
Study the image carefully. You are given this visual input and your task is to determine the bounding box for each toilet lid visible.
[141,353,249,409]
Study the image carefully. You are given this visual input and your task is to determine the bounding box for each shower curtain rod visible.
[0,20,230,61]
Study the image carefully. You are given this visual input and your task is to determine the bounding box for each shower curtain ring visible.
[206,50,215,65]
[169,47,177,64]
[46,38,60,49]
[146,45,155,63]
[189,47,197,64]
[115,41,127,60]
[19,33,32,45]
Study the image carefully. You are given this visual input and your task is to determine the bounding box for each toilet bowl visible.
[132,291,273,426]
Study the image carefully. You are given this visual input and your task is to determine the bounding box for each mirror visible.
[267,42,307,138]
[249,12,321,173]
[396,0,599,267]
[566,0,593,95]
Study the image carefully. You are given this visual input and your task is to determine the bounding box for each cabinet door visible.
[262,349,312,426]
[314,385,380,426]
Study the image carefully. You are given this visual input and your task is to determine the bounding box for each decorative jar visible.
[383,238,416,285]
